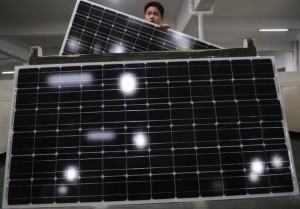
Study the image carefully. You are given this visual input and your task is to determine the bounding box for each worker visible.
[144,1,170,30]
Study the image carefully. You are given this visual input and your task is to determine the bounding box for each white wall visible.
[278,72,300,132]
[275,52,294,72]
[259,51,294,72]
[0,79,13,154]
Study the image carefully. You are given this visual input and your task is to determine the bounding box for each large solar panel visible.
[60,0,221,55]
[3,57,298,208]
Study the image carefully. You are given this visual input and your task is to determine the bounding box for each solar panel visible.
[3,57,298,208]
[60,0,221,55]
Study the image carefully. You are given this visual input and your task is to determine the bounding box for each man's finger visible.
[160,23,170,30]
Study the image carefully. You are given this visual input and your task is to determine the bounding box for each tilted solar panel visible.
[3,57,298,208]
[60,0,221,55]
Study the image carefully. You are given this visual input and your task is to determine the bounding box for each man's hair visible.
[144,1,164,17]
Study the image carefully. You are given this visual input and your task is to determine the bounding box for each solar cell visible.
[60,0,221,55]
[3,57,298,208]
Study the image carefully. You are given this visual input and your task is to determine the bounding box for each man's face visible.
[144,6,163,25]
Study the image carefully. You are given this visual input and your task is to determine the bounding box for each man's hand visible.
[160,23,170,30]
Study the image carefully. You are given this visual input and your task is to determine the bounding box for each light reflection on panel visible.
[271,155,284,169]
[249,159,265,183]
[87,130,116,141]
[119,73,137,95]
[57,186,68,195]
[132,132,148,149]
[3,57,298,208]
[65,166,79,182]
[47,72,93,87]
[109,43,126,53]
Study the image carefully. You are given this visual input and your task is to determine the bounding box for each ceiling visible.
[0,0,299,75]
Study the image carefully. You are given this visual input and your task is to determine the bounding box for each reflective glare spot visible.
[250,159,264,174]
[47,73,93,87]
[271,155,283,169]
[249,173,260,182]
[171,34,192,49]
[65,167,78,181]
[119,73,137,95]
[86,130,115,141]
[249,159,265,183]
[92,41,104,54]
[57,186,68,195]
[133,132,147,148]
[109,43,125,53]
[67,38,78,51]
